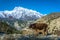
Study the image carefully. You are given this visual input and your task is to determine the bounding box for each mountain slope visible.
[35,12,60,35]
[0,21,21,34]
[0,7,46,20]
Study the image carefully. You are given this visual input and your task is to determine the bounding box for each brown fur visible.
[29,23,48,35]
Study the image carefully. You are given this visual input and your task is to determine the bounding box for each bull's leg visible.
[44,28,48,35]
[40,29,46,36]
[44,31,47,35]
[42,29,45,36]
[33,29,39,36]
[38,29,45,35]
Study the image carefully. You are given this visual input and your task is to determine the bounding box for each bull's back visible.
[36,23,48,30]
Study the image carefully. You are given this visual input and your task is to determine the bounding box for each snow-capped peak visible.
[0,7,46,20]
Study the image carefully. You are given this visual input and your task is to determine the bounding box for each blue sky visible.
[0,0,60,14]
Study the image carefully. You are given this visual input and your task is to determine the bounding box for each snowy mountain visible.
[0,7,46,20]
[0,7,47,30]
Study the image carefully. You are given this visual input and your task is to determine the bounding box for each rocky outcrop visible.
[48,17,60,36]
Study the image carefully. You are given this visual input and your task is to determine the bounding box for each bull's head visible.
[29,23,36,29]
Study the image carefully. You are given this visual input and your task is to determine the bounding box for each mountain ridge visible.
[0,7,46,20]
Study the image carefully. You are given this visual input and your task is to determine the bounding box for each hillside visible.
[0,21,21,34]
[35,12,60,35]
